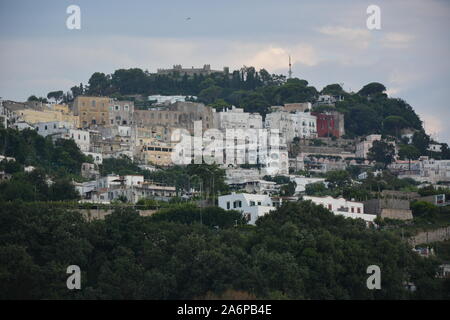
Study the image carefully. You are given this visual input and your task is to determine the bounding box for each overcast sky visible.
[1,0,449,143]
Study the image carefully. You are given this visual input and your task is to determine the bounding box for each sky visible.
[0,0,449,143]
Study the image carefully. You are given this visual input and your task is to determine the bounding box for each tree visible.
[358,82,386,97]
[398,144,420,170]
[321,84,344,96]
[412,131,430,155]
[88,72,110,95]
[410,201,439,218]
[49,179,80,201]
[280,181,296,196]
[325,170,351,189]
[367,140,396,168]
[70,83,84,99]
[198,85,222,104]
[305,182,327,196]
[383,116,409,137]
[47,90,64,103]
[27,95,47,103]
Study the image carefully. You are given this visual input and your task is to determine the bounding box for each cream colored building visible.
[15,108,79,128]
[73,96,110,128]
[138,139,176,167]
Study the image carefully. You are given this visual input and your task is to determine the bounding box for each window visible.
[357,208,361,214]
[328,204,332,210]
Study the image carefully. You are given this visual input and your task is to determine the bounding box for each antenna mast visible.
[288,55,292,79]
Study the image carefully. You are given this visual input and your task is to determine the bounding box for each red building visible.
[311,111,345,138]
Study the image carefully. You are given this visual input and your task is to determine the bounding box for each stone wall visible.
[78,209,157,221]
[409,226,450,246]
[380,208,413,220]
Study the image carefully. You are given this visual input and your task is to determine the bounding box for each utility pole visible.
[288,55,293,79]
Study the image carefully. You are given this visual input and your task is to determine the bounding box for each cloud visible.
[245,44,318,71]
[382,32,415,48]
[0,36,321,100]
[317,26,371,49]
[388,69,421,88]
[385,87,400,97]
[421,114,444,140]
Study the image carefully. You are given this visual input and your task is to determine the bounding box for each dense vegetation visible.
[1,201,448,300]
[0,128,90,178]
[0,129,88,202]
[54,67,437,143]
[101,157,229,198]
[0,169,79,202]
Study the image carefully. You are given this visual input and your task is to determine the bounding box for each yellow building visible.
[52,104,71,114]
[73,96,110,128]
[16,108,79,128]
[139,139,175,167]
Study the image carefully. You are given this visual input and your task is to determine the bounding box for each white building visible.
[218,192,276,225]
[303,195,376,223]
[243,180,278,194]
[315,94,344,106]
[260,133,289,176]
[96,175,121,189]
[83,152,103,165]
[148,95,196,105]
[290,112,317,140]
[14,121,35,131]
[419,157,450,183]
[34,121,74,137]
[225,168,262,185]
[0,99,8,128]
[264,111,317,143]
[355,134,382,159]
[68,129,91,152]
[214,106,263,130]
[74,180,97,198]
[428,144,442,153]
[290,176,326,194]
[0,115,6,129]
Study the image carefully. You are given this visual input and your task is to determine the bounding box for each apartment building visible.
[303,195,376,223]
[134,101,214,134]
[34,121,74,137]
[311,111,345,138]
[108,99,134,126]
[218,192,276,225]
[265,111,317,143]
[355,134,382,159]
[214,106,263,130]
[73,96,110,128]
